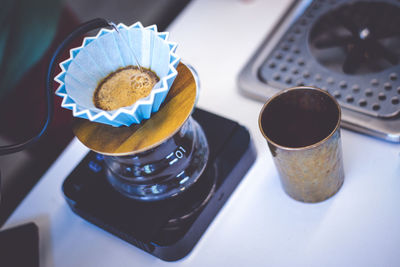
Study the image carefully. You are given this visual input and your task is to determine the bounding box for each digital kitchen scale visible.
[62,108,256,261]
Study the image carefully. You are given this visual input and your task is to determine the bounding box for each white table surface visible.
[3,0,400,266]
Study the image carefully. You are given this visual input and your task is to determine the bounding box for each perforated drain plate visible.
[239,0,400,142]
[258,0,400,119]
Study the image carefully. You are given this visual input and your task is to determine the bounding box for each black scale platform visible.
[62,108,256,261]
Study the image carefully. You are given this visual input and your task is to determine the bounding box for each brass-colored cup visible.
[259,86,344,203]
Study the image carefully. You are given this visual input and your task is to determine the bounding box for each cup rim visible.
[258,86,341,150]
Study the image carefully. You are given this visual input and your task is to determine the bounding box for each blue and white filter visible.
[55,22,180,127]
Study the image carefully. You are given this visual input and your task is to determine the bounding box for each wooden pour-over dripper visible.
[72,63,210,201]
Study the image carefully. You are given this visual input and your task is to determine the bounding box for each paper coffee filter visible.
[55,22,180,127]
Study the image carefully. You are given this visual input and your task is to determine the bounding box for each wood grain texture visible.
[72,63,196,156]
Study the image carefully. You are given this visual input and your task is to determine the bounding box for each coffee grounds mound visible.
[94,66,159,111]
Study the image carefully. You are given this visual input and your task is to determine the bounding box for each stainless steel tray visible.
[238,0,400,142]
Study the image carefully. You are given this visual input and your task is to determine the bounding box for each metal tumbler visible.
[259,86,344,203]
